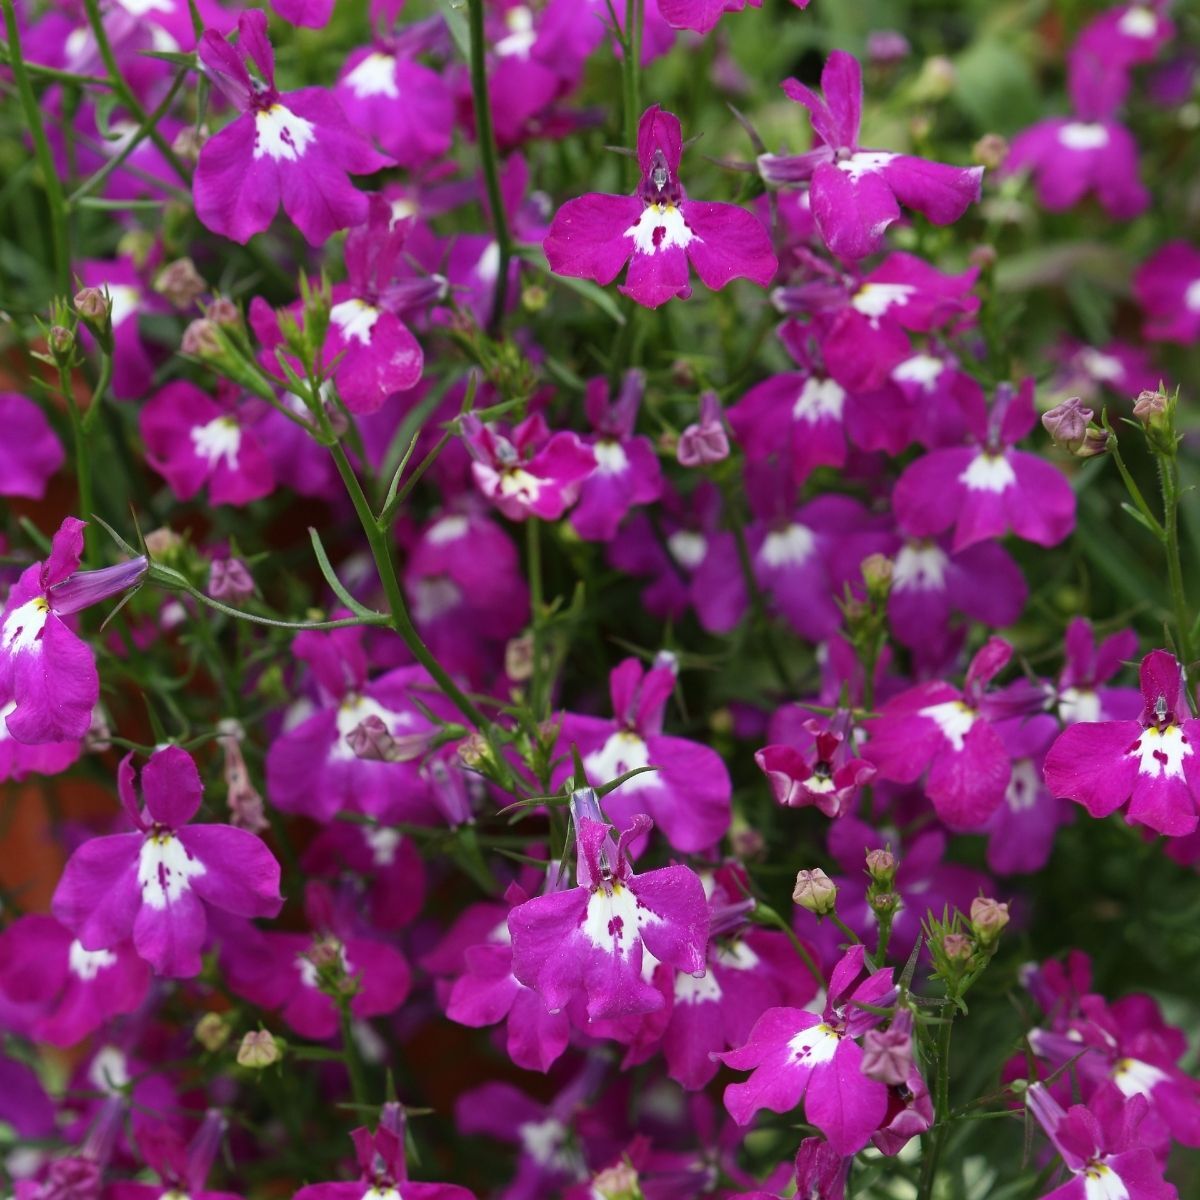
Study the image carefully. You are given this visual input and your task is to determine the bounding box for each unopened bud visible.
[793,868,838,916]
[505,633,535,682]
[867,30,910,65]
[48,324,75,359]
[942,932,973,961]
[182,318,221,357]
[969,244,997,270]
[346,714,398,761]
[592,1163,643,1200]
[865,848,896,885]
[155,257,207,310]
[914,54,956,101]
[861,1023,913,1086]
[521,284,548,312]
[207,296,241,327]
[969,896,1010,943]
[1041,396,1093,453]
[861,553,893,601]
[1133,389,1168,426]
[457,731,490,770]
[195,1012,232,1052]
[172,126,205,164]
[144,527,184,559]
[74,287,111,323]
[208,556,254,602]
[973,133,1009,170]
[236,1030,282,1068]
[677,391,730,467]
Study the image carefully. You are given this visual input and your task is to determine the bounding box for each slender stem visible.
[80,0,188,183]
[2,0,70,295]
[327,442,489,731]
[917,1008,957,1200]
[621,0,643,189]
[0,44,109,85]
[58,365,96,566]
[338,1003,369,1109]
[1106,418,1164,540]
[465,0,513,336]
[527,517,546,720]
[827,911,862,947]
[1159,454,1194,671]
[753,902,824,990]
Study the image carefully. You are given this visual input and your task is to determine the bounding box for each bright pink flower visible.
[892,379,1076,552]
[755,721,875,820]
[571,372,663,542]
[51,746,283,978]
[108,1113,240,1200]
[0,393,63,499]
[140,381,274,506]
[544,106,777,309]
[0,914,149,1047]
[554,656,731,853]
[461,412,597,522]
[271,0,333,29]
[1026,1083,1178,1200]
[717,945,895,1154]
[194,11,391,245]
[761,51,983,260]
[863,638,1016,830]
[77,258,169,401]
[1068,2,1175,116]
[1,518,146,745]
[508,798,710,1021]
[656,0,807,36]
[1044,649,1200,837]
[1133,242,1200,343]
[1052,618,1141,725]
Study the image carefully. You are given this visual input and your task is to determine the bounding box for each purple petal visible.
[180,825,283,918]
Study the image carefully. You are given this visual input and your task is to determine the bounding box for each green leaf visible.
[437,0,470,59]
[308,527,377,620]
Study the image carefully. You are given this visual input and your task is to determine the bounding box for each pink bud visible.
[208,557,254,603]
[676,391,730,467]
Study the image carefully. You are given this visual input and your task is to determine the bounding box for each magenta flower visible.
[755,721,875,820]
[863,638,1015,830]
[1044,649,1200,837]
[570,372,663,542]
[1026,1084,1177,1200]
[717,945,895,1154]
[461,412,596,522]
[140,381,274,506]
[1069,2,1175,115]
[892,379,1076,552]
[1052,618,1141,725]
[271,0,333,29]
[194,11,391,245]
[760,51,983,261]
[51,746,283,978]
[508,799,710,1021]
[77,258,168,401]
[544,105,777,309]
[656,0,807,36]
[294,1116,474,1200]
[0,914,149,1047]
[0,393,63,499]
[1133,242,1200,343]
[109,1115,241,1200]
[555,656,731,853]
[0,518,146,745]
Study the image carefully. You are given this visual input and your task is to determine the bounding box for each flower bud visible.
[861,1015,914,1086]
[208,556,255,603]
[172,125,205,165]
[457,731,491,770]
[74,287,111,324]
[969,896,1010,944]
[155,257,207,310]
[346,714,398,761]
[207,296,241,327]
[591,1163,643,1200]
[48,324,75,362]
[236,1030,282,1068]
[217,720,268,834]
[969,244,997,270]
[144,527,184,559]
[195,1012,232,1052]
[182,318,221,357]
[867,30,910,65]
[677,391,729,467]
[865,848,896,885]
[870,891,900,918]
[505,633,535,682]
[973,133,1009,170]
[521,283,549,312]
[1133,389,1169,427]
[793,868,838,916]
[942,932,973,961]
[1041,396,1093,454]
[861,553,893,602]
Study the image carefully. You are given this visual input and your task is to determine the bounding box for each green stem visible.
[917,1009,957,1200]
[327,441,489,732]
[0,45,108,85]
[2,0,70,295]
[827,911,862,947]
[338,1003,369,1109]
[527,517,546,720]
[465,0,513,336]
[1160,454,1194,671]
[80,0,188,183]
[755,903,824,990]
[621,0,643,189]
[1105,417,1164,541]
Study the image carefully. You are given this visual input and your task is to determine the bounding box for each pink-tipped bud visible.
[942,932,973,961]
[969,896,1010,943]
[346,714,398,761]
[182,318,221,357]
[1133,389,1169,426]
[236,1030,282,1068]
[861,1012,914,1086]
[1042,396,1097,455]
[156,258,207,310]
[208,557,254,603]
[793,868,838,915]
[972,133,1009,170]
[677,391,730,467]
[865,848,896,885]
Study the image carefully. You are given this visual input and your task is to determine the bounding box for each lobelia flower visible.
[755,720,876,820]
[424,880,571,1073]
[1,517,147,745]
[555,656,732,853]
[109,1114,241,1200]
[863,638,1016,829]
[892,378,1076,552]
[294,1113,476,1200]
[1026,1083,1178,1200]
[140,380,274,506]
[1053,338,1160,404]
[716,944,896,1154]
[460,412,596,522]
[194,11,392,245]
[0,914,149,1047]
[1051,618,1141,725]
[570,371,663,542]
[265,628,459,823]
[0,392,63,498]
[220,881,410,1040]
[544,105,777,309]
[1068,1,1175,116]
[1043,649,1200,837]
[1133,242,1200,343]
[793,1139,851,1200]
[657,0,808,36]
[335,19,454,168]
[51,746,283,978]
[759,51,983,261]
[773,253,981,394]
[508,796,710,1021]
[77,258,169,401]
